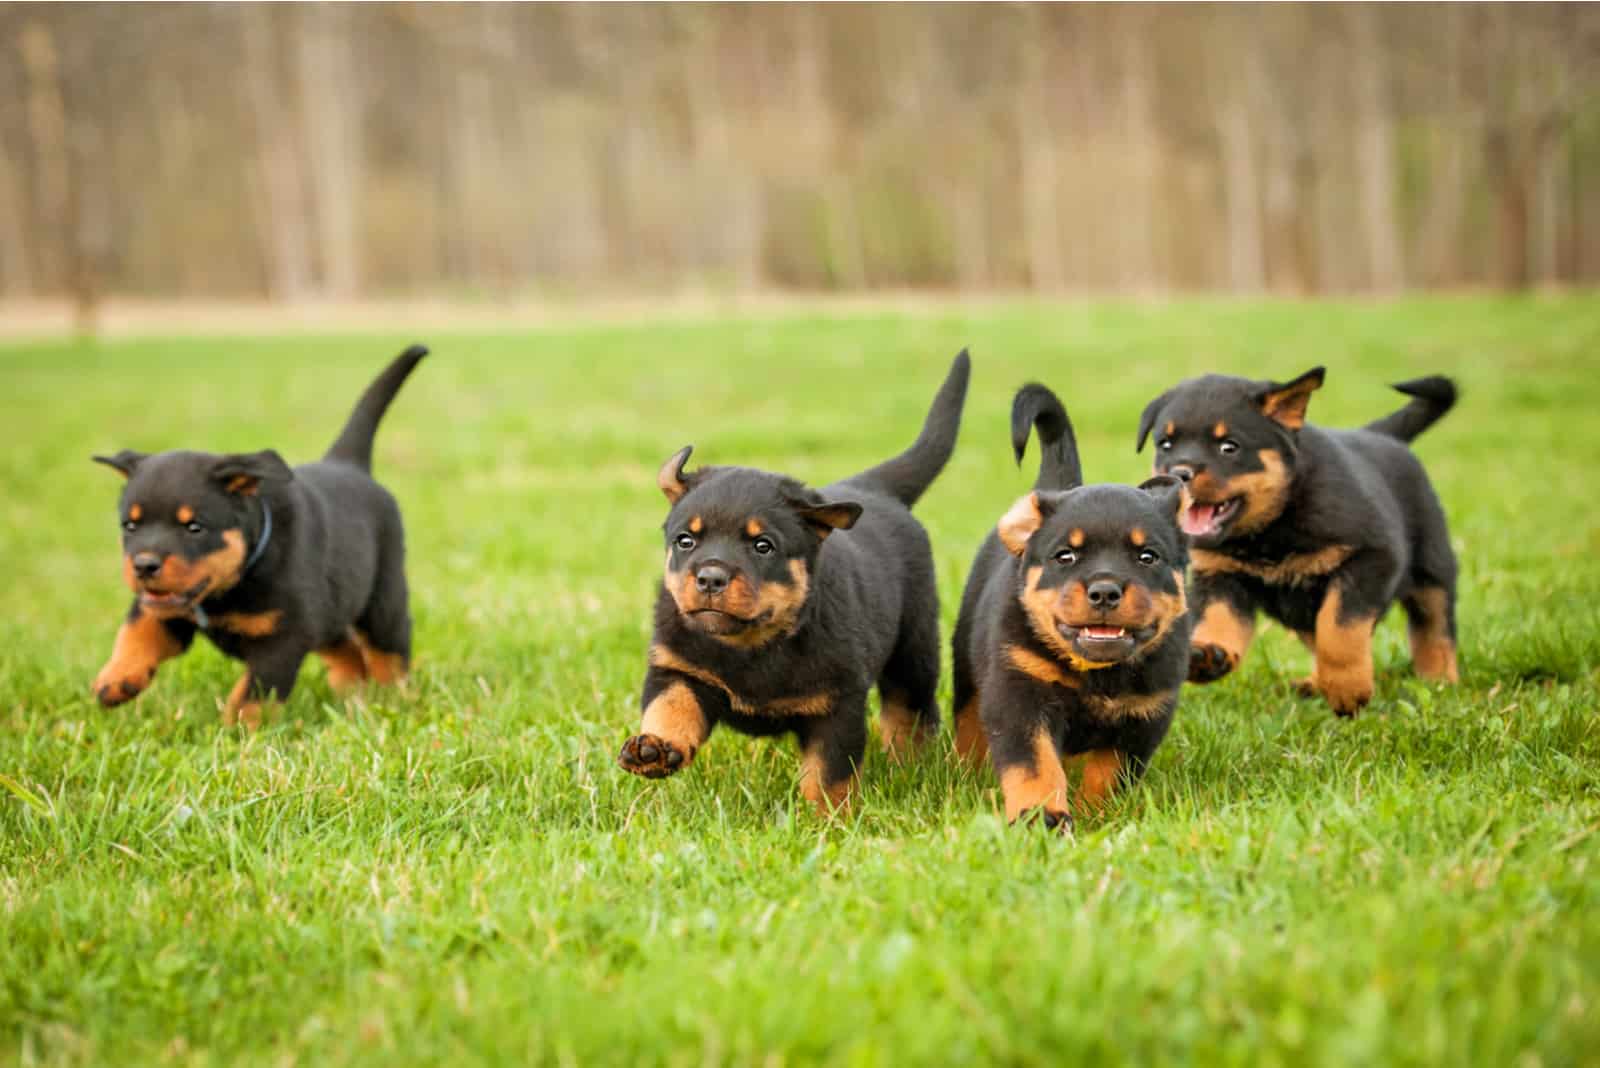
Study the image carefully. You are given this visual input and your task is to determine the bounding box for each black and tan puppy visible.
[951,385,1191,830]
[91,345,428,727]
[618,352,970,814]
[1136,368,1458,716]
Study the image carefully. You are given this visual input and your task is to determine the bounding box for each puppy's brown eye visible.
[1158,438,1173,451]
[1219,439,1240,455]
[751,537,775,556]
[1138,549,1159,566]
[186,522,205,535]
[123,520,137,533]
[1054,548,1078,566]
[674,533,696,551]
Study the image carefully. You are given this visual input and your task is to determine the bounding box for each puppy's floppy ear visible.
[92,450,147,479]
[1254,367,1325,431]
[1139,474,1192,527]
[1135,390,1173,453]
[657,445,694,504]
[211,450,293,496]
[998,491,1056,556]
[795,501,863,540]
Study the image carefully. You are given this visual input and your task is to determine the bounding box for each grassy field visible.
[2,297,1598,1066]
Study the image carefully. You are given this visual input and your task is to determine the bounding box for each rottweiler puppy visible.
[91,344,428,727]
[951,384,1191,831]
[1136,368,1458,716]
[618,352,971,814]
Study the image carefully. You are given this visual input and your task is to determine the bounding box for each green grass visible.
[3,296,1599,1066]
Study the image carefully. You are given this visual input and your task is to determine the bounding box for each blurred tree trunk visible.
[1417,6,1468,287]
[19,19,68,294]
[1018,8,1064,291]
[0,133,33,296]
[1348,5,1404,292]
[297,3,362,297]
[1215,11,1264,292]
[1118,10,1159,292]
[244,6,314,300]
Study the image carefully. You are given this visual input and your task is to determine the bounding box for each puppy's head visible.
[655,446,861,649]
[1135,367,1324,546]
[997,479,1189,669]
[93,448,289,615]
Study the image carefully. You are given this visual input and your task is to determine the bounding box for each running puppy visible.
[952,384,1191,831]
[1136,368,1458,716]
[619,351,971,814]
[91,345,428,727]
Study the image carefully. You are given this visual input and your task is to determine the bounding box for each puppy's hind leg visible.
[353,521,412,686]
[877,609,941,762]
[1403,503,1460,683]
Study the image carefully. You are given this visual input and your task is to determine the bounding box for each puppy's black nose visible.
[1168,464,1198,483]
[1086,579,1123,609]
[132,552,164,579]
[695,563,731,595]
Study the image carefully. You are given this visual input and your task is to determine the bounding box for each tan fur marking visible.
[1084,692,1172,722]
[126,529,248,608]
[1228,449,1291,534]
[1129,527,1146,548]
[689,516,704,535]
[1406,587,1459,683]
[1191,543,1354,588]
[1311,585,1376,715]
[221,673,267,730]
[350,629,407,685]
[1163,420,1175,438]
[1018,567,1141,673]
[1078,749,1123,808]
[953,696,988,766]
[744,518,764,537]
[1192,599,1256,670]
[1004,644,1079,689]
[317,636,369,689]
[1068,528,1086,549]
[998,493,1045,556]
[999,726,1070,823]
[879,697,931,760]
[667,558,811,650]
[1260,375,1321,430]
[649,643,826,717]
[176,505,194,524]
[799,736,852,814]
[128,504,142,521]
[92,610,185,706]
[224,474,259,496]
[1212,421,1228,439]
[640,681,711,756]
[210,609,283,639]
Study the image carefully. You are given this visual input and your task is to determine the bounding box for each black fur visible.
[619,351,971,811]
[953,383,1190,831]
[1137,367,1459,716]
[89,344,428,721]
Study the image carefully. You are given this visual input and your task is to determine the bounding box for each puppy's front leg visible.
[619,668,723,778]
[224,642,308,729]
[797,694,868,816]
[93,602,196,707]
[983,675,1070,831]
[1187,572,1256,683]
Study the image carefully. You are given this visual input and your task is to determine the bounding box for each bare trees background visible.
[1,2,1597,306]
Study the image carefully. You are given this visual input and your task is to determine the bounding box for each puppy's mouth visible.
[1182,497,1241,540]
[137,579,210,611]
[1056,622,1152,663]
[684,607,768,636]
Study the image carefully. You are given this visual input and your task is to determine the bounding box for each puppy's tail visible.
[1365,375,1457,443]
[849,349,971,507]
[324,344,429,471]
[1011,383,1083,492]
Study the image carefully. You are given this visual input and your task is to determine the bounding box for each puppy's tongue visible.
[1081,625,1126,640]
[1182,503,1218,537]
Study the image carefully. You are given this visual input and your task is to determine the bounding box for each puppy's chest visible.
[650,642,848,717]
[1192,539,1353,592]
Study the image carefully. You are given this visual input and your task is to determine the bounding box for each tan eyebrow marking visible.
[176,505,194,524]
[745,518,764,537]
[1164,421,1175,437]
[128,504,143,521]
[1213,421,1228,439]
[688,516,703,534]
[1130,527,1146,547]
[1068,528,1085,548]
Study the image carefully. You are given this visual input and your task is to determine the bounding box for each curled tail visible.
[324,343,429,471]
[849,349,971,506]
[1365,375,1457,443]
[1011,383,1083,492]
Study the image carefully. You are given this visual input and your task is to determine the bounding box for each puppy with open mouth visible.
[1137,367,1459,716]
[91,345,428,727]
[619,352,970,814]
[952,384,1192,832]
